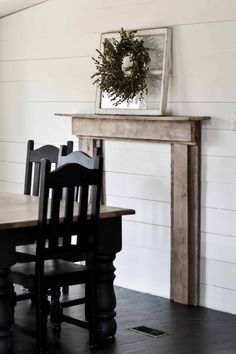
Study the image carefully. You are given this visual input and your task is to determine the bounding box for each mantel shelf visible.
[55,113,209,146]
[56,113,210,122]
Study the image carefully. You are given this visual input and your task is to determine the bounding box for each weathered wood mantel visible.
[56,113,210,306]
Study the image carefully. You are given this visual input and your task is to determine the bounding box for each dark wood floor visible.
[12,285,236,353]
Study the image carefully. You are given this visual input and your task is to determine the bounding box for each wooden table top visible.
[0,192,135,230]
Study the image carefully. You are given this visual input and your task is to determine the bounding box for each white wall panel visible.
[0,0,236,314]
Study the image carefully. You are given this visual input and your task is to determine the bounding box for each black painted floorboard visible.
[12,285,236,353]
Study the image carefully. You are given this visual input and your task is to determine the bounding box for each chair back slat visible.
[63,186,76,247]
[24,140,34,195]
[49,187,63,248]
[32,162,41,196]
[78,185,89,222]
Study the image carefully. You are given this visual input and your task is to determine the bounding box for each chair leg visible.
[50,287,63,337]
[85,282,90,320]
[88,261,98,349]
[9,284,16,324]
[36,291,50,354]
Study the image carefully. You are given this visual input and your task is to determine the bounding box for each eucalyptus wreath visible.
[91,28,151,105]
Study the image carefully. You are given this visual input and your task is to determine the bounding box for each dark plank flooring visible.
[12,285,236,353]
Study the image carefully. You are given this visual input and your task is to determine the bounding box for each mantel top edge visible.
[55,113,210,122]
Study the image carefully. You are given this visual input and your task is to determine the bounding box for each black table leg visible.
[0,268,12,354]
[96,254,117,340]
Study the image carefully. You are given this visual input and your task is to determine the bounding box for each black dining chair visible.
[56,147,102,295]
[14,140,73,302]
[8,156,103,353]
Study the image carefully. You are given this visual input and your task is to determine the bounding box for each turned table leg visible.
[96,254,117,340]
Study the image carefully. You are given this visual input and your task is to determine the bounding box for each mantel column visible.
[171,123,201,305]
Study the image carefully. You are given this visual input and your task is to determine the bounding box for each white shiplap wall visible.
[0,0,236,313]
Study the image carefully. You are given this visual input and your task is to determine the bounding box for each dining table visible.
[0,192,135,353]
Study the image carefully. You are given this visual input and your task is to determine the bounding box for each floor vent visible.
[129,326,167,338]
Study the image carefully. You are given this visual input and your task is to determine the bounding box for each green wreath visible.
[91,28,151,105]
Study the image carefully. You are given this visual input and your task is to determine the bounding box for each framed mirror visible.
[95,27,171,116]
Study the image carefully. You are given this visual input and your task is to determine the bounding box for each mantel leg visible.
[171,135,201,305]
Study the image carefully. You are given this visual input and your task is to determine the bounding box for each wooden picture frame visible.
[95,27,172,116]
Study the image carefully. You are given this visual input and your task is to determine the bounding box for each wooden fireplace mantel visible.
[56,113,210,306]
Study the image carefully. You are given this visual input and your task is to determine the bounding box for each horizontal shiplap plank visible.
[0,141,26,163]
[0,0,234,39]
[201,232,236,264]
[172,47,236,79]
[0,181,23,194]
[104,140,170,153]
[202,129,236,157]
[200,284,236,314]
[173,21,236,52]
[201,207,236,237]
[115,243,170,298]
[105,143,170,177]
[0,32,100,61]
[0,78,95,102]
[122,220,170,252]
[105,172,170,202]
[169,75,236,102]
[168,102,236,131]
[0,161,25,184]
[0,57,94,82]
[202,155,236,184]
[200,258,236,291]
[202,181,236,211]
[106,195,170,227]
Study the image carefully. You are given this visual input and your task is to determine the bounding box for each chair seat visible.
[9,260,88,290]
